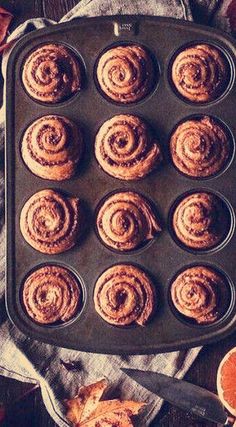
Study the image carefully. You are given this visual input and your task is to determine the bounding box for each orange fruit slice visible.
[217,347,236,416]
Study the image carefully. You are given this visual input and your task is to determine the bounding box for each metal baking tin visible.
[6,16,236,354]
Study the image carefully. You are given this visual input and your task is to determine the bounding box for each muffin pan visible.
[6,15,236,353]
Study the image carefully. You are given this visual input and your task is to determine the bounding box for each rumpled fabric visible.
[0,1,232,425]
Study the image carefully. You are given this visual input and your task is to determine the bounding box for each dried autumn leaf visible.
[79,410,133,427]
[84,399,145,420]
[80,400,146,426]
[0,7,13,45]
[65,379,146,427]
[0,40,13,53]
[65,379,108,424]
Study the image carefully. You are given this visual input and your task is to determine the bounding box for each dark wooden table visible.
[0,1,236,426]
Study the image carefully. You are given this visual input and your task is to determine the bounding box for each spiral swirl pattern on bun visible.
[171,44,229,103]
[172,192,229,250]
[95,115,161,180]
[23,265,82,324]
[171,266,228,324]
[170,116,230,177]
[22,44,81,103]
[20,189,81,254]
[22,115,82,181]
[96,191,161,251]
[96,44,155,103]
[94,264,156,326]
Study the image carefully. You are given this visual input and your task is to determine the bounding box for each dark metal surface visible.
[122,369,228,425]
[5,15,236,354]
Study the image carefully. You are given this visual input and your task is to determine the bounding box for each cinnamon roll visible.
[94,264,156,326]
[23,265,82,324]
[95,115,162,180]
[20,189,81,254]
[171,44,229,103]
[172,192,230,250]
[96,44,155,103]
[22,44,81,103]
[21,115,82,181]
[170,116,230,177]
[171,266,227,324]
[96,191,161,251]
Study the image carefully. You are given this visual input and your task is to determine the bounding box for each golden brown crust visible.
[95,115,162,180]
[23,265,81,324]
[96,45,154,103]
[94,264,156,326]
[171,44,229,103]
[173,192,228,250]
[20,189,81,254]
[96,191,161,251]
[171,266,226,324]
[21,115,82,181]
[170,116,230,178]
[22,44,81,103]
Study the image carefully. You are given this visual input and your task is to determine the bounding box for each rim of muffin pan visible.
[19,262,87,328]
[20,41,87,106]
[12,32,236,338]
[167,262,235,329]
[93,41,160,107]
[168,113,235,181]
[168,188,235,255]
[167,40,235,106]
